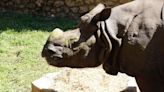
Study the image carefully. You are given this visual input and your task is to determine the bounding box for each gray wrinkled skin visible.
[42,4,107,68]
[42,27,103,68]
[42,0,164,92]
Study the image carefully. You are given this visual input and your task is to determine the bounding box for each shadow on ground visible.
[0,12,77,33]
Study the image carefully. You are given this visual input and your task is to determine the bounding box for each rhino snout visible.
[42,42,75,60]
[42,43,63,59]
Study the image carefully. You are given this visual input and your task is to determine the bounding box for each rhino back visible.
[118,0,164,77]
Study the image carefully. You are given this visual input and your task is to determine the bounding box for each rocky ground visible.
[33,66,139,92]
[0,0,132,18]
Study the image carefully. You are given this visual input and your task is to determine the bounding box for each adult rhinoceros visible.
[42,0,164,92]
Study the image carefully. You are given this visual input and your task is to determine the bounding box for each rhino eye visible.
[72,41,80,47]
[53,43,61,46]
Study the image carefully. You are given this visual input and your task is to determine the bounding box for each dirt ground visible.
[33,66,140,92]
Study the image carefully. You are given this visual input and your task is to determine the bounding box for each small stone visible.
[88,5,96,11]
[15,0,21,4]
[94,0,102,3]
[47,0,54,5]
[50,9,56,13]
[79,6,89,13]
[53,0,64,7]
[84,0,95,5]
[71,7,79,13]
[74,0,84,6]
[27,3,36,9]
[45,6,51,11]
[65,0,75,7]
[35,0,43,7]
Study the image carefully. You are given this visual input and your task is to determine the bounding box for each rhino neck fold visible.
[99,21,121,75]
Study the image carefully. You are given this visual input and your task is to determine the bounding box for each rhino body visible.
[42,0,164,92]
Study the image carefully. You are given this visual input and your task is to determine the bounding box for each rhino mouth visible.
[50,54,63,61]
[42,52,68,67]
[46,58,61,64]
[42,46,63,63]
[42,54,59,64]
[42,42,76,65]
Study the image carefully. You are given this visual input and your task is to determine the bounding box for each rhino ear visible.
[92,8,111,23]
[80,3,105,23]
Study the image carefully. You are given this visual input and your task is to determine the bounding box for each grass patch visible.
[0,12,77,92]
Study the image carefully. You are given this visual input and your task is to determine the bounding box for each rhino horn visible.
[49,28,64,41]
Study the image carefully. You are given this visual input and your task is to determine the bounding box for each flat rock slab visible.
[32,67,139,92]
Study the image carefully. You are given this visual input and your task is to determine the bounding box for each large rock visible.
[32,67,139,92]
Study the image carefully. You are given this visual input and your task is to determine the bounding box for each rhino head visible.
[42,4,120,75]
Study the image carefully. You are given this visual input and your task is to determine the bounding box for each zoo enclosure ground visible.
[0,12,76,92]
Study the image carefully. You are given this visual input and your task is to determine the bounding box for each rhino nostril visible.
[47,49,63,58]
[47,47,63,58]
[41,48,56,57]
[48,49,56,54]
